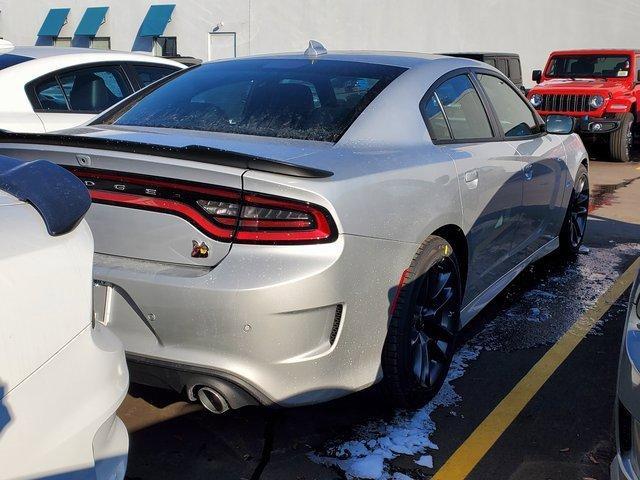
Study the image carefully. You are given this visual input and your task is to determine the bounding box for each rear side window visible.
[132,64,179,88]
[32,65,132,113]
[477,73,539,137]
[35,78,68,111]
[423,74,493,141]
[101,59,407,142]
[508,58,522,84]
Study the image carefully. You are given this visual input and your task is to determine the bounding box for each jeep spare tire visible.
[609,113,634,162]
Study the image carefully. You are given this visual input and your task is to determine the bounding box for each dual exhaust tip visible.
[195,386,230,414]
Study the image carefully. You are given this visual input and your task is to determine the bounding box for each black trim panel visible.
[0,131,334,178]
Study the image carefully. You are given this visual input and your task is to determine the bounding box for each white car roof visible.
[1,45,184,66]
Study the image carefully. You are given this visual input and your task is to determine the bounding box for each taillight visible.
[67,167,337,245]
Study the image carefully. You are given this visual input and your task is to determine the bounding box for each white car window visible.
[35,78,68,111]
[58,66,131,112]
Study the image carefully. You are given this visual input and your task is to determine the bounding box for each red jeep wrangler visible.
[528,49,639,161]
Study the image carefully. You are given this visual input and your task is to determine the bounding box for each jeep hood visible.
[533,78,629,95]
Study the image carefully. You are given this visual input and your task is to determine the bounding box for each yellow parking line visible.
[432,255,640,480]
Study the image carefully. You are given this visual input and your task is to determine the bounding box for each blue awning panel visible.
[75,7,109,36]
[139,4,175,37]
[38,8,70,37]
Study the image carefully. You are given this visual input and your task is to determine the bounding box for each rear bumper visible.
[93,234,419,407]
[0,323,129,480]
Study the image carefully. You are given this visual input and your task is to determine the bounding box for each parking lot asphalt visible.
[120,157,640,480]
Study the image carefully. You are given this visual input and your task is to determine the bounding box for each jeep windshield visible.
[99,59,407,142]
[546,55,631,79]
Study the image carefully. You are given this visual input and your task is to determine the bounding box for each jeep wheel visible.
[382,236,461,409]
[609,113,634,162]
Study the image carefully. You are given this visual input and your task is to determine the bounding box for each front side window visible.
[101,59,406,142]
[58,66,131,112]
[477,73,539,137]
[425,74,493,141]
[547,55,630,78]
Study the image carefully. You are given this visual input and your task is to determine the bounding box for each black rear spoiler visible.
[0,155,90,236]
[0,131,334,179]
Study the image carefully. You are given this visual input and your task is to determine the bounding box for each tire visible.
[559,164,589,255]
[609,113,634,162]
[382,236,462,409]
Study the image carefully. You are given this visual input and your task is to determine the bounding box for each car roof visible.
[439,52,520,58]
[549,48,640,56]
[210,51,463,69]
[0,45,185,66]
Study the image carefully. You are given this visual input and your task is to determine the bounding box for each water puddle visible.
[590,176,640,212]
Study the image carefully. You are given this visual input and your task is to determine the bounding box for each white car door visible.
[423,73,524,307]
[32,64,133,132]
[475,72,568,262]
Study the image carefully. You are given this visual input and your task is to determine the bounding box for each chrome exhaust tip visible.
[196,386,230,414]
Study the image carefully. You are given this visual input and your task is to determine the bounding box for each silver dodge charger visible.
[0,45,590,412]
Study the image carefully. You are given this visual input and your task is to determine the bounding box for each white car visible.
[0,156,129,479]
[0,41,184,133]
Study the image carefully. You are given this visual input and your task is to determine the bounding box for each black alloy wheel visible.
[382,236,462,409]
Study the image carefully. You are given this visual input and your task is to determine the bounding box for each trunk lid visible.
[0,126,334,267]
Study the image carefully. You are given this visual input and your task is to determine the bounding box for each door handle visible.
[523,163,534,181]
[464,169,478,189]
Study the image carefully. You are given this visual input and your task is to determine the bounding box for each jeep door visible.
[476,72,567,262]
[422,72,524,306]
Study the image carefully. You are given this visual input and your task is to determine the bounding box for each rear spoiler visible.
[0,131,334,179]
[0,155,90,236]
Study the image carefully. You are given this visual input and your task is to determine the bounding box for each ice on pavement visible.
[311,243,640,479]
[415,455,433,468]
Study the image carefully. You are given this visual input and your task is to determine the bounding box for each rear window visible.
[0,53,32,70]
[101,59,407,142]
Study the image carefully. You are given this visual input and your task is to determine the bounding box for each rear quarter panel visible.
[0,206,94,392]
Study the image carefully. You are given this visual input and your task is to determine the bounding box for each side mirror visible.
[546,114,575,135]
[532,70,542,84]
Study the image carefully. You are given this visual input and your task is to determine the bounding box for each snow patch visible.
[415,455,433,468]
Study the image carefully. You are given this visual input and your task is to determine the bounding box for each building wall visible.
[0,0,639,85]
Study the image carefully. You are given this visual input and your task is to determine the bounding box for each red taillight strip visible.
[70,167,338,245]
[90,190,235,240]
[71,167,240,200]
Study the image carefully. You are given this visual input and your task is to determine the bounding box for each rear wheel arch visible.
[431,224,468,296]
